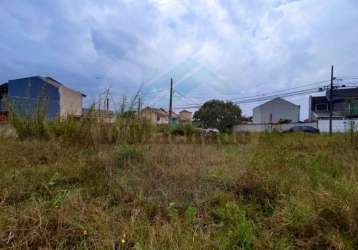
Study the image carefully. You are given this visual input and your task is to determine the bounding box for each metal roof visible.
[5,76,86,97]
[39,76,86,97]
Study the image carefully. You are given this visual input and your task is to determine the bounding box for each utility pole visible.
[169,78,173,124]
[105,88,110,112]
[137,96,141,119]
[329,65,335,135]
[106,98,109,112]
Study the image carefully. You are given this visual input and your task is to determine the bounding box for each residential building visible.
[0,76,86,122]
[171,112,179,124]
[253,97,300,124]
[309,87,358,121]
[141,107,170,124]
[141,106,181,125]
[179,110,192,122]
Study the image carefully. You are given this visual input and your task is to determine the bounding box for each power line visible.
[218,80,330,102]
[174,89,200,105]
[174,92,198,106]
[337,76,358,79]
[175,85,325,109]
[167,79,330,104]
[162,86,325,110]
[233,88,322,105]
[148,76,351,111]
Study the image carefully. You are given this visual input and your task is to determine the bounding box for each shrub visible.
[213,202,255,250]
[170,123,196,137]
[185,206,198,225]
[115,144,144,166]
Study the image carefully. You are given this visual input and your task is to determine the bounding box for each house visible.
[179,110,192,122]
[253,97,300,124]
[309,87,358,121]
[0,76,85,122]
[141,107,170,124]
[171,112,179,124]
[140,107,181,125]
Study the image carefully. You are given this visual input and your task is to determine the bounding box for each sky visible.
[0,0,358,119]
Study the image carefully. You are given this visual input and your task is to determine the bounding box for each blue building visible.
[0,76,85,122]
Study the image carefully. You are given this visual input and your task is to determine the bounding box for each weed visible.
[1,133,358,249]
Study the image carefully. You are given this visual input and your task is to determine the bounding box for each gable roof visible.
[7,76,86,97]
[39,76,86,97]
[142,107,168,116]
[179,109,192,113]
[141,106,180,118]
[254,97,299,110]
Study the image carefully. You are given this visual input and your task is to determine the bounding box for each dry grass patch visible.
[1,133,358,249]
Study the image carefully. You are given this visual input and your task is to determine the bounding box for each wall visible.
[253,98,300,124]
[0,124,16,137]
[233,122,318,133]
[158,116,169,124]
[7,77,60,118]
[317,119,358,133]
[0,84,7,112]
[179,112,192,122]
[141,110,157,124]
[59,86,83,117]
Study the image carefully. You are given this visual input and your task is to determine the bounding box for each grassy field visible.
[1,126,358,249]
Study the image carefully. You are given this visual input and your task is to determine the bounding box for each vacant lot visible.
[1,132,358,249]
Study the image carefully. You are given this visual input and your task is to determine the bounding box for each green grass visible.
[1,130,358,249]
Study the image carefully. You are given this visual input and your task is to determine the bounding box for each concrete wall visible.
[141,109,169,124]
[253,98,300,124]
[179,111,192,122]
[317,119,358,133]
[233,122,318,133]
[0,124,16,137]
[141,110,157,124]
[59,86,83,117]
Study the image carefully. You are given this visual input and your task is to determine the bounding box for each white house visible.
[253,97,300,124]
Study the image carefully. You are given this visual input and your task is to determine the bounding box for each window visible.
[316,103,328,112]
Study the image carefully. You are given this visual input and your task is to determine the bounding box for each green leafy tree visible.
[193,100,241,132]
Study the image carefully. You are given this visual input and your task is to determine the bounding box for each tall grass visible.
[6,93,158,145]
[3,94,358,249]
[6,94,233,146]
[1,132,358,249]
[7,94,48,139]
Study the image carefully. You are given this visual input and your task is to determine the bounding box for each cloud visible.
[0,0,357,118]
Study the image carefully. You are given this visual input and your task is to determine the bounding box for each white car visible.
[197,128,220,136]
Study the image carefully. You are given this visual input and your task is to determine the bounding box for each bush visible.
[170,123,196,136]
[214,202,255,250]
[115,144,144,166]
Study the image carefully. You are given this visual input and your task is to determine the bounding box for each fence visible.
[317,119,358,133]
[233,122,318,133]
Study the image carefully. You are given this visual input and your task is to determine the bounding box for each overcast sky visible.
[0,0,357,118]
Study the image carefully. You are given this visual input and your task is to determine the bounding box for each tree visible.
[193,100,242,132]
